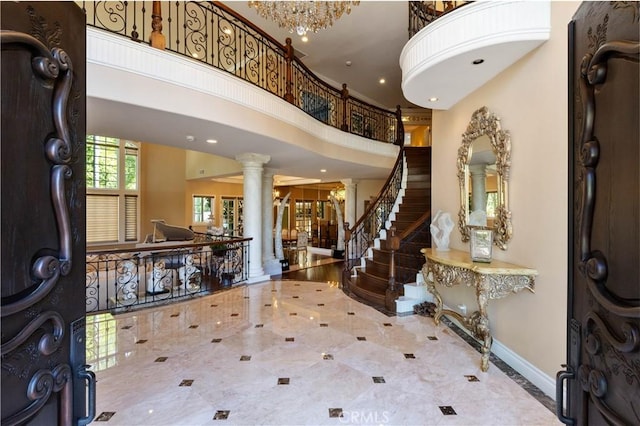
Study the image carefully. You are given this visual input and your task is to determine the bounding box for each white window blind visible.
[125,195,138,241]
[86,195,119,243]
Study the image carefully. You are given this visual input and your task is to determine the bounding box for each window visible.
[222,197,243,236]
[86,135,139,245]
[193,195,214,224]
[295,200,312,234]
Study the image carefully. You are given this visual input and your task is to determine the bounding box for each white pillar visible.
[236,153,271,283]
[262,168,281,275]
[469,164,487,214]
[341,179,358,230]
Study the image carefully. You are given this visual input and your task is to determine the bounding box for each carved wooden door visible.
[557,2,639,425]
[1,2,95,425]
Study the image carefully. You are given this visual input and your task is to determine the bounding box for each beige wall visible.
[139,143,187,238]
[431,1,580,379]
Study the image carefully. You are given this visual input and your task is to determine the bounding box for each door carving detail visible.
[1,3,92,425]
[558,2,640,424]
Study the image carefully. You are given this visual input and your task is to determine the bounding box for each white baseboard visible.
[491,337,556,400]
[442,306,556,400]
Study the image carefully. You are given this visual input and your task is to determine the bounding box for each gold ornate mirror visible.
[457,106,512,250]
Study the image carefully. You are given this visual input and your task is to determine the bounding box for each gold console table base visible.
[421,248,537,372]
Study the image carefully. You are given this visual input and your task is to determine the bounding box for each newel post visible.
[395,105,404,146]
[340,83,349,131]
[284,38,295,103]
[385,226,401,312]
[149,1,166,49]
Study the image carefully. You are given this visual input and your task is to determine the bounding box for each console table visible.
[421,248,537,371]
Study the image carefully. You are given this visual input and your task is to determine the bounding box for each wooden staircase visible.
[345,147,432,313]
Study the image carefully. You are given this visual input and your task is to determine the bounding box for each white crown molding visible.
[400,1,551,110]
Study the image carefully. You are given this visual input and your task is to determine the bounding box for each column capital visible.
[341,178,359,187]
[235,153,271,167]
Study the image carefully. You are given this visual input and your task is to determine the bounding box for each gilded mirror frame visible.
[457,106,512,250]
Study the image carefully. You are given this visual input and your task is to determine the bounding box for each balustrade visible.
[85,238,250,314]
[82,1,402,144]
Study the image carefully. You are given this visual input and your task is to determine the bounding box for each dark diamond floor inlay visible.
[285,337,295,342]
[372,376,386,383]
[383,323,392,327]
[170,313,179,317]
[230,313,239,317]
[323,354,334,360]
[213,410,230,420]
[95,411,116,421]
[316,289,322,292]
[210,304,218,308]
[465,375,480,382]
[347,312,355,315]
[255,324,264,328]
[357,336,366,341]
[317,303,325,306]
[120,325,132,330]
[404,353,415,359]
[428,336,438,340]
[136,340,147,344]
[240,355,251,361]
[189,325,198,329]
[277,378,290,385]
[320,323,328,327]
[265,304,272,307]
[328,408,343,418]
[179,379,193,387]
[439,406,457,415]
[211,338,222,343]
[293,296,299,298]
[155,357,168,362]
[289,312,297,316]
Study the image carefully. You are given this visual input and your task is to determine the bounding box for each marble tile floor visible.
[88,278,560,425]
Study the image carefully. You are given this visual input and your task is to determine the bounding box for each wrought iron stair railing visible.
[344,147,406,273]
[82,1,404,144]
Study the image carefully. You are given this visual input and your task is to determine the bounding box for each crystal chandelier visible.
[247,1,360,36]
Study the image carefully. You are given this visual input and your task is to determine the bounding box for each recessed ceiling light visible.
[379,78,386,84]
[345,60,352,66]
[301,35,309,42]
[472,59,484,65]
[186,135,195,142]
[206,139,217,144]
[428,97,439,102]
[320,169,327,173]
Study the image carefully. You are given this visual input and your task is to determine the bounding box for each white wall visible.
[431,1,580,385]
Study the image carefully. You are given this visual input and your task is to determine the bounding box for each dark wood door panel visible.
[1,2,92,425]
[559,2,640,425]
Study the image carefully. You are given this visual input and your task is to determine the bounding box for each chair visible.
[293,231,308,263]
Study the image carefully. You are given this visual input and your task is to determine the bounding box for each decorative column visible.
[341,179,357,230]
[469,164,487,225]
[236,153,271,283]
[262,168,281,275]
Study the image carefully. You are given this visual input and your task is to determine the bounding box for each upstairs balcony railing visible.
[82,1,404,144]
[408,1,471,38]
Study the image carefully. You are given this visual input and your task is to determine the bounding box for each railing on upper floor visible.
[343,147,405,272]
[85,236,250,314]
[408,1,471,38]
[82,1,403,144]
